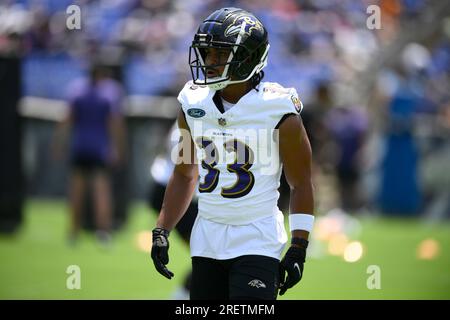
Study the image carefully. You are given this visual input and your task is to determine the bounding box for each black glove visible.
[151,227,174,279]
[278,239,308,296]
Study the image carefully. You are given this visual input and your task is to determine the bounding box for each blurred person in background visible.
[421,99,450,221]
[377,44,431,216]
[301,82,334,170]
[323,105,369,214]
[52,62,126,247]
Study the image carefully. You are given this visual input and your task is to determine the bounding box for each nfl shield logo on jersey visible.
[218,118,227,126]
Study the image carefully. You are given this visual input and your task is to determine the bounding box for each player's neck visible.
[219,81,252,104]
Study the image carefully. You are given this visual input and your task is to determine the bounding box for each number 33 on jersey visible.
[177,80,303,225]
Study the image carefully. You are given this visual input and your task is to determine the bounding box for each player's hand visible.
[278,244,307,296]
[151,227,174,279]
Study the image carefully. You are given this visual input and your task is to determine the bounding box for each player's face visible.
[204,48,230,78]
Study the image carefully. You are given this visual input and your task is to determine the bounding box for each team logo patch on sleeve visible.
[291,95,303,113]
[187,108,206,118]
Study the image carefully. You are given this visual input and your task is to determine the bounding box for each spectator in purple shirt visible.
[53,63,125,246]
[324,105,369,213]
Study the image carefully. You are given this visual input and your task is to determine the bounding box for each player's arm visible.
[278,113,315,295]
[156,109,198,230]
[151,108,198,280]
[279,114,314,239]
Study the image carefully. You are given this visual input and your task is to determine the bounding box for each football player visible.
[151,7,315,300]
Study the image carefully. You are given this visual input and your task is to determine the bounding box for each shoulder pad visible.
[177,81,211,108]
[261,82,303,114]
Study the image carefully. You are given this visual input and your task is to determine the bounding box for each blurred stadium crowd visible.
[0,0,449,222]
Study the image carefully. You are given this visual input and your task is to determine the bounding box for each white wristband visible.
[289,213,315,232]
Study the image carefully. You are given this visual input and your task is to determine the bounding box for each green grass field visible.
[0,199,449,299]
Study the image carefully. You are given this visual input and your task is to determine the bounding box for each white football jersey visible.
[177,80,303,226]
